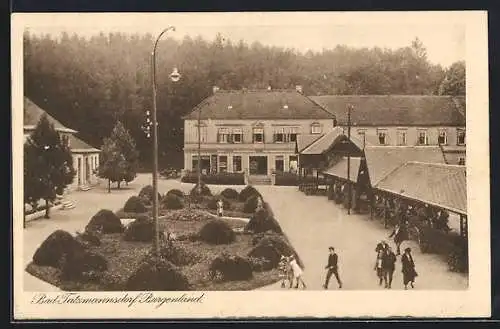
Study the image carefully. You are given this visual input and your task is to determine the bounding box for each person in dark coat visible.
[382,246,397,289]
[401,247,418,289]
[389,219,409,255]
[323,247,342,289]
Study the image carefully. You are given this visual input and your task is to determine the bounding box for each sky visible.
[21,12,466,67]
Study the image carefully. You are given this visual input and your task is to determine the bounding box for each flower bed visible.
[181,172,245,185]
[26,183,302,291]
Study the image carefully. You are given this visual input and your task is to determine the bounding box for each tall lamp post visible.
[347,104,353,215]
[151,26,181,262]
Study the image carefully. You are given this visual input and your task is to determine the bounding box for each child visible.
[278,255,289,288]
[217,199,224,217]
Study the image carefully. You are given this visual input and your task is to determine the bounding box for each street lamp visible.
[151,26,181,262]
[347,104,353,215]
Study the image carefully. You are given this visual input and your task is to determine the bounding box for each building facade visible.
[24,97,101,192]
[310,95,466,165]
[182,87,336,176]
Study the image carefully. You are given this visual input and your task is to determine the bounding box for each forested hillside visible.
[23,32,465,168]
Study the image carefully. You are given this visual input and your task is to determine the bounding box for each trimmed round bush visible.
[59,250,108,281]
[85,209,124,234]
[166,189,185,199]
[162,193,184,210]
[123,196,147,213]
[198,219,236,245]
[189,182,212,197]
[244,208,283,234]
[32,230,85,267]
[123,216,155,242]
[209,253,253,281]
[243,194,261,214]
[238,185,261,202]
[138,185,161,205]
[207,195,231,211]
[125,258,190,291]
[221,188,239,200]
[248,234,299,269]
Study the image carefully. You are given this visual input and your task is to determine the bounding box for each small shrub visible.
[248,234,299,269]
[198,219,236,245]
[221,188,239,200]
[247,256,273,272]
[166,189,185,199]
[123,216,155,242]
[239,185,261,202]
[85,209,124,234]
[245,208,283,234]
[189,182,212,197]
[243,195,261,213]
[209,253,253,281]
[75,230,101,247]
[125,257,190,291]
[59,250,108,281]
[123,196,147,213]
[157,242,199,266]
[32,230,85,268]
[207,195,231,211]
[138,185,161,205]
[447,235,468,273]
[162,193,184,210]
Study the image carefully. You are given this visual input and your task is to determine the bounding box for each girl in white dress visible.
[289,256,306,289]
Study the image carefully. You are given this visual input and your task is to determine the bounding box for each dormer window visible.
[311,123,322,134]
[253,128,264,143]
[61,134,70,148]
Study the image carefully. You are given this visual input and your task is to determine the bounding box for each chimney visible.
[295,85,303,94]
[212,86,220,94]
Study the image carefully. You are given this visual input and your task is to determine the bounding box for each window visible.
[311,123,322,134]
[218,128,230,143]
[289,127,298,142]
[457,128,466,146]
[253,128,264,143]
[275,156,284,172]
[458,157,466,165]
[397,129,407,146]
[417,130,428,145]
[438,129,447,145]
[218,155,228,173]
[377,129,387,145]
[61,135,70,147]
[233,156,242,172]
[232,128,242,143]
[274,128,284,143]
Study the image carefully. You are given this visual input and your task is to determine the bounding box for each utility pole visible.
[347,104,352,215]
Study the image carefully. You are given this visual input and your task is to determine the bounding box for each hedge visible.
[275,172,299,186]
[198,219,236,245]
[85,209,124,234]
[220,188,239,200]
[123,196,147,213]
[181,172,245,185]
[162,193,184,210]
[239,185,261,202]
[32,230,85,267]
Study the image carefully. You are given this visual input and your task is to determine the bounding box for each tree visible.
[24,114,76,219]
[438,61,466,96]
[97,121,139,191]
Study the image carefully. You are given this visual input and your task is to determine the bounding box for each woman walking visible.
[401,247,418,289]
[289,255,306,289]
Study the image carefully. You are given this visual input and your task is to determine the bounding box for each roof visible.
[183,89,335,120]
[374,161,467,215]
[323,157,362,182]
[309,95,466,126]
[69,134,100,153]
[364,146,446,186]
[296,134,323,153]
[24,97,77,133]
[301,127,345,155]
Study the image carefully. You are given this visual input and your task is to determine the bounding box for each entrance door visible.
[275,156,284,173]
[249,156,268,175]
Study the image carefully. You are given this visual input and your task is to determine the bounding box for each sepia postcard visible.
[12,11,490,319]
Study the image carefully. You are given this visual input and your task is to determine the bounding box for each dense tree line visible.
[23,32,465,168]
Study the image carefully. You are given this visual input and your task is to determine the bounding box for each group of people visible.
[374,240,418,289]
[278,255,307,289]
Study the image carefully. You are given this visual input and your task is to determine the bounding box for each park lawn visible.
[25,209,280,291]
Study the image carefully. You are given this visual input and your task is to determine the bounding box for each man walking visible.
[382,246,397,289]
[323,246,342,289]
